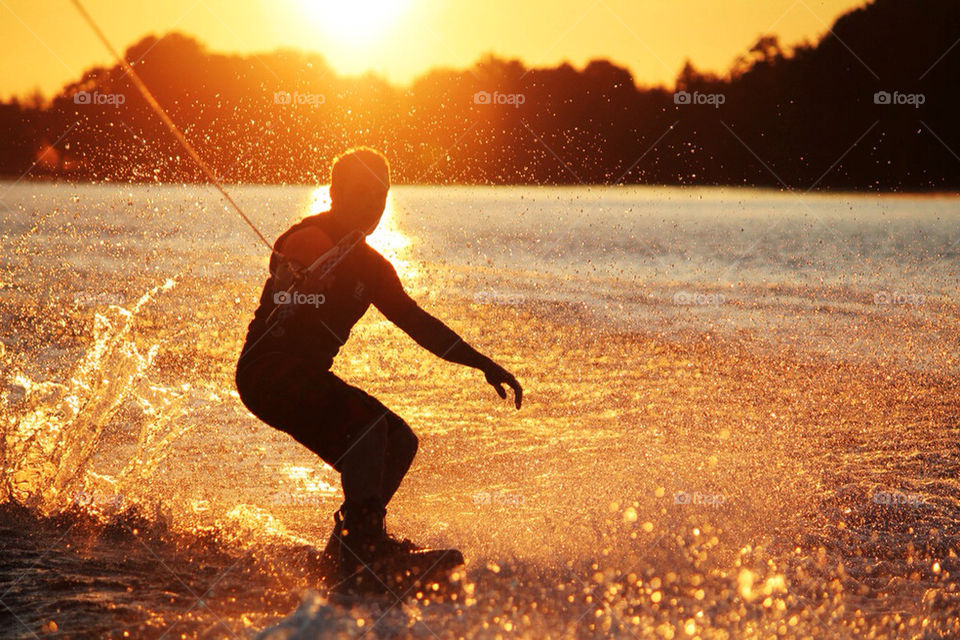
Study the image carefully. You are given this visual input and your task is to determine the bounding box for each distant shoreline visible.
[3,1,959,192]
[4,175,959,196]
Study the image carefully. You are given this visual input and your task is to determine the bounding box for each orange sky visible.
[1,0,867,100]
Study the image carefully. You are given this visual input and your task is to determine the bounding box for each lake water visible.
[1,183,958,638]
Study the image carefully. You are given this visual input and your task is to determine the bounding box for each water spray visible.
[69,0,284,261]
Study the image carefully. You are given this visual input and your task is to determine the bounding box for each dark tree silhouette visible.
[0,0,957,189]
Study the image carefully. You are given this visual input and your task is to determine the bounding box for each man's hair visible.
[330,147,390,189]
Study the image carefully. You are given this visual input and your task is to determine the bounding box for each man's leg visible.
[238,357,415,506]
[322,385,431,584]
[336,412,388,507]
[380,414,418,505]
[334,388,418,507]
[237,357,419,570]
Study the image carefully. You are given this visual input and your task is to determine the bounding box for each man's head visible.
[329,147,390,235]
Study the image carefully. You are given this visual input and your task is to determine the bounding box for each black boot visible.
[332,499,465,596]
[317,506,345,578]
[336,499,389,593]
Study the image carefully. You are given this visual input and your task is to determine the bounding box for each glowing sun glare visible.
[298,0,409,43]
[307,187,414,276]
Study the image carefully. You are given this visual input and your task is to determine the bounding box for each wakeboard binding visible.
[322,502,464,598]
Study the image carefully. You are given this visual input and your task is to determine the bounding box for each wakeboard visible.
[325,547,465,602]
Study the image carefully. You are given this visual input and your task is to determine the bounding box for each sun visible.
[298,0,410,44]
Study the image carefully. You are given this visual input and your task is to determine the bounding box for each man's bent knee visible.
[394,422,419,463]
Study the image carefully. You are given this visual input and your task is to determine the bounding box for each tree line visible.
[1,0,957,189]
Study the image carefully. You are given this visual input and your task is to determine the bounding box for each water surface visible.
[1,183,958,638]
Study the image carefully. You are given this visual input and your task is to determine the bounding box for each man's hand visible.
[368,255,524,410]
[483,361,523,409]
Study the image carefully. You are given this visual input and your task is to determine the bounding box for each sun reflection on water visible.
[280,463,338,495]
[307,186,414,277]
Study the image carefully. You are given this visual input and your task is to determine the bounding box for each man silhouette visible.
[235,147,522,589]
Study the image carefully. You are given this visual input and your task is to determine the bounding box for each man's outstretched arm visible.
[372,261,522,409]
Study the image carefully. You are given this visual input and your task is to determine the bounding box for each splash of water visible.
[1,277,187,514]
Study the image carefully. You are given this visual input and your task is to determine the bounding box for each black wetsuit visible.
[235,212,419,506]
